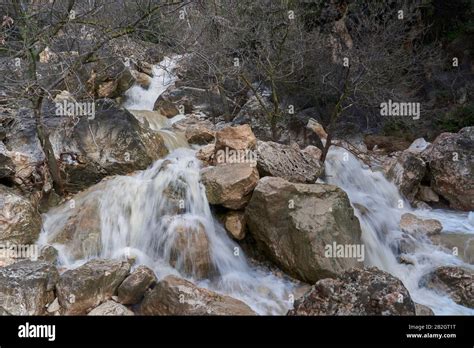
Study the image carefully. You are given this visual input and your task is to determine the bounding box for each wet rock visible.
[185,124,215,145]
[154,98,179,118]
[71,56,134,99]
[56,259,130,315]
[88,300,134,316]
[288,267,416,315]
[246,177,363,283]
[415,303,434,316]
[196,144,215,167]
[423,127,474,211]
[0,185,42,244]
[420,266,473,308]
[52,106,169,193]
[385,151,426,203]
[255,141,323,183]
[0,260,59,315]
[47,196,102,260]
[201,163,259,209]
[416,186,439,203]
[117,265,157,305]
[400,213,442,237]
[140,275,256,315]
[39,245,59,264]
[430,233,474,264]
[130,70,151,89]
[223,210,246,240]
[168,220,215,279]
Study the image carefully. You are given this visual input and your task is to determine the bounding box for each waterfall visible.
[40,56,293,315]
[39,55,472,315]
[325,147,474,315]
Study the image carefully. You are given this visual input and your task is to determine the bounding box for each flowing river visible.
[40,57,473,315]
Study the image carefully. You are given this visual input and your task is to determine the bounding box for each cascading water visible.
[325,147,474,315]
[40,55,472,316]
[40,56,293,315]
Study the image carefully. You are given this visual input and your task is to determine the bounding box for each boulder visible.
[39,245,59,264]
[0,185,42,244]
[185,124,215,145]
[72,56,134,99]
[88,300,134,316]
[0,261,59,315]
[246,177,363,283]
[420,266,473,308]
[255,141,323,183]
[301,145,322,162]
[56,259,130,315]
[47,196,102,260]
[423,127,474,211]
[399,213,442,237]
[52,105,168,193]
[168,220,215,279]
[385,151,426,203]
[140,275,256,315]
[288,267,416,315]
[416,186,439,203]
[201,164,259,209]
[223,210,246,240]
[117,265,157,305]
[407,138,430,153]
[215,125,257,153]
[154,98,179,118]
[153,83,225,117]
[130,70,151,89]
[196,144,215,167]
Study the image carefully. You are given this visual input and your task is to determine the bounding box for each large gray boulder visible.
[56,259,130,315]
[423,127,474,211]
[117,265,157,305]
[140,275,256,315]
[255,141,323,183]
[385,151,426,203]
[0,185,42,244]
[246,177,363,283]
[288,267,416,315]
[420,266,473,308]
[0,261,59,315]
[53,106,169,193]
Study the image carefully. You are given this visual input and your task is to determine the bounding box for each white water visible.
[325,147,474,315]
[40,56,472,315]
[40,57,293,315]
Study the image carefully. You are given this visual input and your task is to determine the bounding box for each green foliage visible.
[382,119,414,140]
[435,104,474,133]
